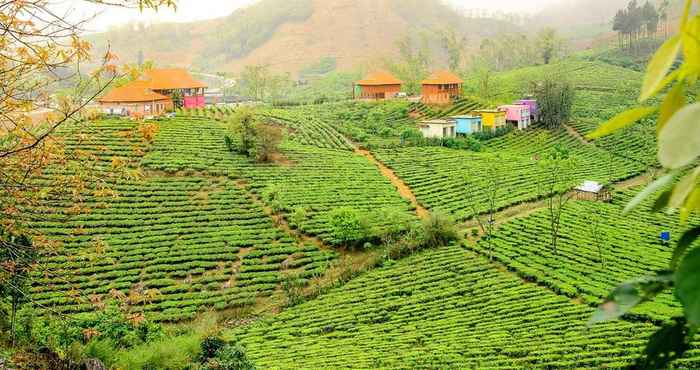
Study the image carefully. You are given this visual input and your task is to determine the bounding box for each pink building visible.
[498,104,531,130]
[516,99,538,121]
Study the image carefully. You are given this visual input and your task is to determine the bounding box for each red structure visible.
[421,70,463,105]
[355,71,403,100]
[98,80,174,117]
[99,68,207,115]
[143,69,207,109]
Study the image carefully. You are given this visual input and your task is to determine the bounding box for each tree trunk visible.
[11,294,18,347]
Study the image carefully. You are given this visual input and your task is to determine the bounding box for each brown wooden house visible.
[421,70,463,105]
[355,71,403,100]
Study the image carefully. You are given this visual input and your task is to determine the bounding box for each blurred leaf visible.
[589,272,673,324]
[624,172,676,214]
[659,103,700,169]
[671,226,700,270]
[658,83,687,133]
[586,107,656,140]
[652,190,673,212]
[635,317,691,370]
[641,35,682,102]
[683,17,700,68]
[676,248,700,327]
[669,169,700,209]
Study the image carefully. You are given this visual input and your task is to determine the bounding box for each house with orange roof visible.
[98,68,207,117]
[143,68,207,109]
[421,70,463,105]
[355,71,403,100]
[98,80,173,118]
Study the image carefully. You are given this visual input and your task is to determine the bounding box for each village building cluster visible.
[99,68,207,118]
[355,70,538,139]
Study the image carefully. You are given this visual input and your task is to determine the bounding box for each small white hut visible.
[418,119,456,139]
[575,181,612,202]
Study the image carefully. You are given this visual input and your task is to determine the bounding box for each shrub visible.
[203,344,255,370]
[328,207,370,245]
[420,212,461,248]
[200,336,227,362]
[113,332,201,370]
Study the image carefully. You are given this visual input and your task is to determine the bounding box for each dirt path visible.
[355,148,430,220]
[233,180,329,250]
[461,168,655,240]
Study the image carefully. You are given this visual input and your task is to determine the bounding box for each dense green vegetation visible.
[374,127,644,219]
[229,245,700,368]
[26,120,336,322]
[468,191,699,321]
[144,117,417,244]
[464,59,658,165]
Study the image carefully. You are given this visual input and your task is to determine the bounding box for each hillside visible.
[89,0,520,76]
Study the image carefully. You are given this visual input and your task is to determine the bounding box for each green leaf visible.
[669,168,700,209]
[659,103,700,169]
[586,107,657,140]
[652,190,673,212]
[635,317,691,370]
[658,83,687,133]
[671,226,700,270]
[589,271,674,325]
[676,248,700,327]
[641,35,682,102]
[624,172,676,214]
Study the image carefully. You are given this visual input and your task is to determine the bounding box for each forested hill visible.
[88,0,520,76]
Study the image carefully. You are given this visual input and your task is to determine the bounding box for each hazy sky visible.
[66,0,560,32]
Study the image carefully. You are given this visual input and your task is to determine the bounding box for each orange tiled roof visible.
[356,71,403,86]
[143,68,207,90]
[99,80,170,103]
[422,70,464,85]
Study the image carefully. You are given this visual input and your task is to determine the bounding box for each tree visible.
[535,28,565,65]
[252,124,283,162]
[0,229,36,346]
[440,27,466,72]
[227,108,258,156]
[464,156,502,258]
[328,207,370,246]
[588,2,700,366]
[641,1,659,39]
[226,109,283,163]
[533,78,575,130]
[536,144,577,255]
[387,33,432,94]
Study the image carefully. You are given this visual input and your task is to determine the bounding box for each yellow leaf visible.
[586,107,657,140]
[640,35,682,102]
[681,187,700,223]
[670,168,700,209]
[658,82,687,133]
[659,103,700,169]
[683,17,700,68]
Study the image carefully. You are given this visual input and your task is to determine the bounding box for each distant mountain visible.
[89,0,520,76]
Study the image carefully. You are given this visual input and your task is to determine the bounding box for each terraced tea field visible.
[143,117,418,244]
[30,176,337,322]
[373,128,645,220]
[229,245,700,369]
[468,191,700,321]
[463,60,658,166]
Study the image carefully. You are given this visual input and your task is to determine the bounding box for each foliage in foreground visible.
[587,1,700,367]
